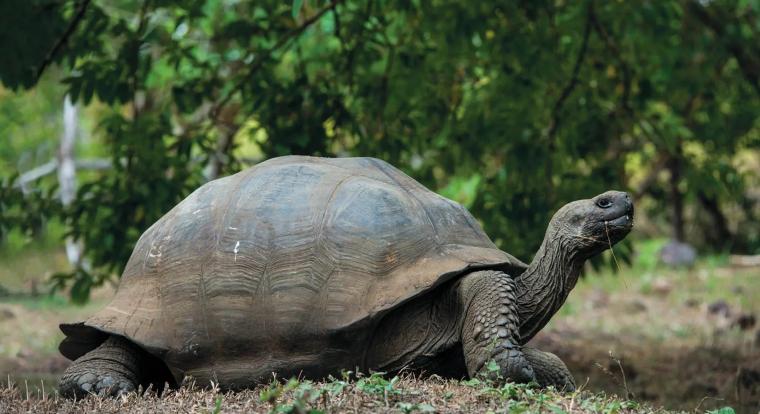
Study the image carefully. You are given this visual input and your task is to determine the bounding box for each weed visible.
[356,372,401,398]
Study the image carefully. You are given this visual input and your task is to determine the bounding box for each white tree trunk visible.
[58,95,81,266]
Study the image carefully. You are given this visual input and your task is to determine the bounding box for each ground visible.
[0,242,757,413]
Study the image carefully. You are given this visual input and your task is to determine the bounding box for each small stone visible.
[684,298,700,308]
[659,239,697,267]
[707,299,731,317]
[733,313,756,331]
[0,308,15,320]
[497,328,509,338]
[491,327,498,334]
[498,306,510,314]
[496,315,508,325]
[473,325,483,338]
[651,278,673,296]
[624,300,647,313]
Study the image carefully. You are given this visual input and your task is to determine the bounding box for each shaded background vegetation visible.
[0,0,759,298]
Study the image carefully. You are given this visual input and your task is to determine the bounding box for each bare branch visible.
[546,4,593,140]
[15,158,111,188]
[35,0,91,82]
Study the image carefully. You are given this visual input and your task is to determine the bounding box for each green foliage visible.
[210,396,222,414]
[0,176,61,244]
[0,0,759,301]
[707,407,736,414]
[259,378,325,414]
[356,372,402,397]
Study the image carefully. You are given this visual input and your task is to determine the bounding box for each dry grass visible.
[0,375,666,414]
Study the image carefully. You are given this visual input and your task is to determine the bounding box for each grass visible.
[1,374,668,414]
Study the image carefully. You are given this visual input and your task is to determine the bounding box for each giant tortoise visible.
[58,155,634,397]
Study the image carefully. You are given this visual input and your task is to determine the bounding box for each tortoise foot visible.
[478,346,536,384]
[60,371,136,398]
[59,336,141,399]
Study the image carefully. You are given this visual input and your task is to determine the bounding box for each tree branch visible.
[588,2,633,115]
[543,3,592,198]
[209,0,343,121]
[546,3,592,140]
[36,0,91,82]
[686,0,760,96]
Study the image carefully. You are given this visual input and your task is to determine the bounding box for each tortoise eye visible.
[596,198,613,209]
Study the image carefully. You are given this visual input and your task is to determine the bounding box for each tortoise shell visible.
[60,156,526,386]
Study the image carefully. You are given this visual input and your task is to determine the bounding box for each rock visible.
[736,367,760,402]
[684,298,700,308]
[658,240,697,267]
[732,313,757,331]
[588,288,609,309]
[624,299,648,313]
[0,307,15,320]
[651,278,673,296]
[707,299,731,317]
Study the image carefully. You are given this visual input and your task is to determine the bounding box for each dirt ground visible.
[531,264,760,413]
[0,254,758,413]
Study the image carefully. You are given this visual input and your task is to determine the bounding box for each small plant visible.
[210,396,222,414]
[260,378,326,414]
[356,372,402,397]
[396,401,436,413]
[706,408,736,414]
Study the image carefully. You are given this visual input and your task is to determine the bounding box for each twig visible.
[544,2,592,198]
[545,3,593,140]
[687,1,760,96]
[36,0,92,82]
[609,351,632,399]
[588,2,633,114]
[208,0,343,121]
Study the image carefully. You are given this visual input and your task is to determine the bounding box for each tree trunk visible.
[697,191,733,251]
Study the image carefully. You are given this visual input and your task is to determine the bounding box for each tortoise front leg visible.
[458,270,535,383]
[522,347,576,391]
[59,336,143,398]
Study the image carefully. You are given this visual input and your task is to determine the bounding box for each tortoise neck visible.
[514,231,584,343]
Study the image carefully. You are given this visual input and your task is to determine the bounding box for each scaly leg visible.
[459,270,535,383]
[59,336,144,398]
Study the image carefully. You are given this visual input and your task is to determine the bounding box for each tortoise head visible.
[548,190,634,258]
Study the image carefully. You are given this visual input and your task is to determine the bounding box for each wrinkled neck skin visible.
[515,228,586,344]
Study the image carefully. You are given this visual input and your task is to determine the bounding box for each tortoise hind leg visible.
[59,335,161,398]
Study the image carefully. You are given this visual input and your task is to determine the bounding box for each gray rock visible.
[659,239,697,267]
